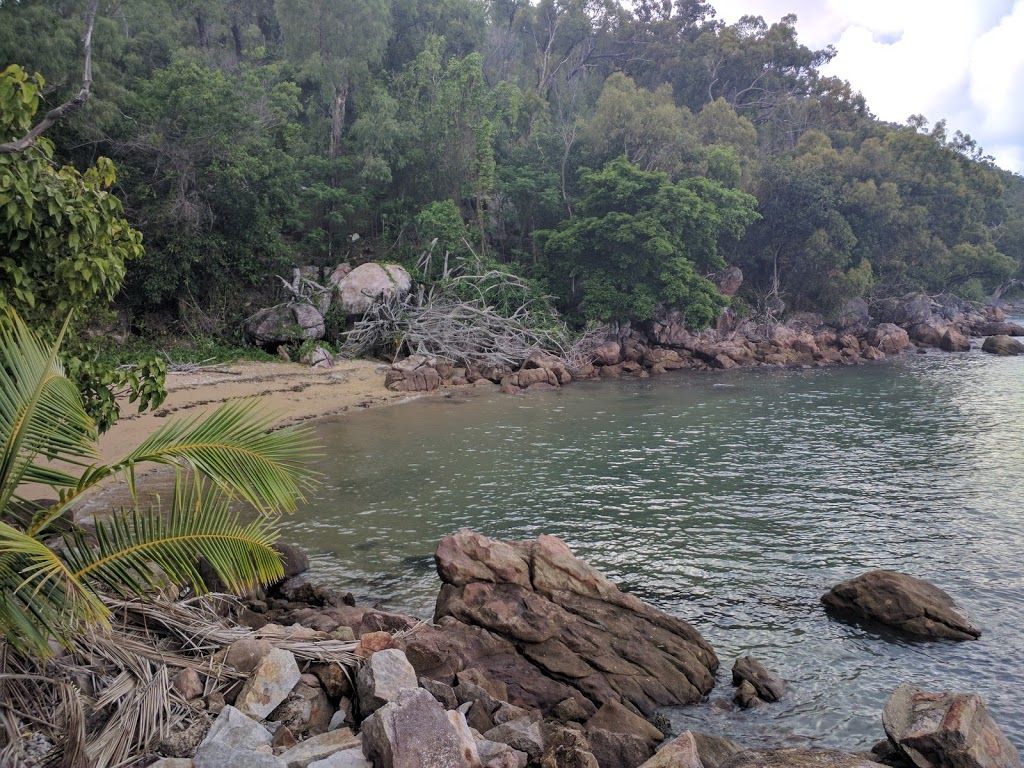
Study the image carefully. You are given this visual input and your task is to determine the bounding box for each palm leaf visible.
[0,313,98,516]
[60,474,285,599]
[95,399,318,515]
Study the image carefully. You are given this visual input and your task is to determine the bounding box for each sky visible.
[708,0,1024,174]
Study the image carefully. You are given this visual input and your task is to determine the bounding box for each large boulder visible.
[639,731,704,768]
[245,304,326,346]
[867,323,912,355]
[973,321,1024,337]
[940,328,971,352]
[981,335,1024,356]
[356,648,419,716]
[877,293,934,328]
[335,263,412,317]
[235,647,302,720]
[837,298,870,332]
[361,687,474,768]
[412,530,717,718]
[882,684,1021,768]
[821,571,980,640]
[712,266,743,297]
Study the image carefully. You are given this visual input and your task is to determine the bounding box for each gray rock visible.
[236,648,302,720]
[483,716,546,763]
[587,726,654,768]
[733,680,763,709]
[149,759,195,768]
[822,570,980,640]
[357,648,419,716]
[732,656,784,702]
[640,731,704,768]
[419,677,459,710]
[981,335,1024,355]
[245,304,325,346]
[194,741,285,768]
[268,681,333,736]
[360,687,473,768]
[720,749,878,767]
[336,263,412,317]
[198,705,272,752]
[219,638,275,675]
[882,684,1021,768]
[308,749,373,768]
[692,732,746,768]
[477,737,528,768]
[837,297,870,330]
[278,729,360,768]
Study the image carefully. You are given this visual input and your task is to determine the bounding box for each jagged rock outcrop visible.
[821,571,980,640]
[882,685,1021,768]
[405,530,718,718]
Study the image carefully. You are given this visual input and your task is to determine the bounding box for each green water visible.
[279,350,1024,751]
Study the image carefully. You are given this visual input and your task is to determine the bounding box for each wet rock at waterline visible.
[821,570,980,641]
[411,529,718,717]
[981,335,1024,356]
[732,656,785,704]
[882,685,1022,768]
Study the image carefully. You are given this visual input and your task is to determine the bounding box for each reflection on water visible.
[279,350,1024,751]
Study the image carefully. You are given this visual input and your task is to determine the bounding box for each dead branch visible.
[0,0,100,154]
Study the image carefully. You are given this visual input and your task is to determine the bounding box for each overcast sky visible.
[709,0,1024,174]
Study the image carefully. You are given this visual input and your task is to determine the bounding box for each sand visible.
[28,358,420,507]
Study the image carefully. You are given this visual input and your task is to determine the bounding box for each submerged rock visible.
[720,749,878,767]
[882,684,1021,768]
[821,570,980,641]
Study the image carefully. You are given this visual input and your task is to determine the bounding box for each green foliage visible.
[0,311,317,658]
[540,157,758,326]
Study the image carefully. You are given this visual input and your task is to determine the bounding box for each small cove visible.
[279,350,1024,752]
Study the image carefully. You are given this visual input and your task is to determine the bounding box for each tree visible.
[540,156,757,325]
[0,311,316,657]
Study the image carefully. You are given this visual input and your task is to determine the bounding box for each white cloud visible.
[708,0,1024,173]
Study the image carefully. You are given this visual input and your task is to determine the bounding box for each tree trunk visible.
[329,83,348,159]
[195,12,209,49]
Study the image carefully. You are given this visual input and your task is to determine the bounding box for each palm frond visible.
[0,313,98,516]
[98,399,318,515]
[60,474,285,599]
[0,523,110,657]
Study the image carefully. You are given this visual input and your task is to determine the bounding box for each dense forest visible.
[3,0,1024,343]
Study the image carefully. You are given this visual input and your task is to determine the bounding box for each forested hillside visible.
[3,0,1024,337]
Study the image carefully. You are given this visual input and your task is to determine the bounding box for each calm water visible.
[278,350,1024,752]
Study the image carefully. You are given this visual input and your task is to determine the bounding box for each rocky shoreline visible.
[147,531,1021,768]
[381,292,1024,394]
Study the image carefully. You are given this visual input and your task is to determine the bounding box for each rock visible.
[691,733,745,768]
[278,729,361,768]
[877,294,934,328]
[552,697,591,723]
[838,298,870,331]
[219,638,275,675]
[172,668,204,700]
[308,748,373,768]
[194,742,285,768]
[973,321,1024,337]
[731,656,784,702]
[981,335,1024,356]
[882,684,1021,768]
[245,304,325,346]
[159,715,211,757]
[235,648,302,720]
[640,731,704,768]
[732,681,762,709]
[712,266,743,297]
[908,322,946,348]
[198,705,272,751]
[420,676,459,710]
[268,681,333,736]
[385,366,442,392]
[940,328,971,352]
[541,725,599,768]
[270,722,298,750]
[456,679,505,716]
[275,543,311,580]
[436,529,532,588]
[335,263,412,317]
[484,716,546,763]
[720,749,879,767]
[360,687,474,768]
[448,710,483,765]
[356,648,419,716]
[592,341,624,366]
[821,570,980,640]
[422,531,717,718]
[523,351,573,385]
[587,699,663,750]
[868,323,912,355]
[149,760,195,768]
[457,667,510,703]
[311,663,353,699]
[478,736,529,768]
[587,726,655,768]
